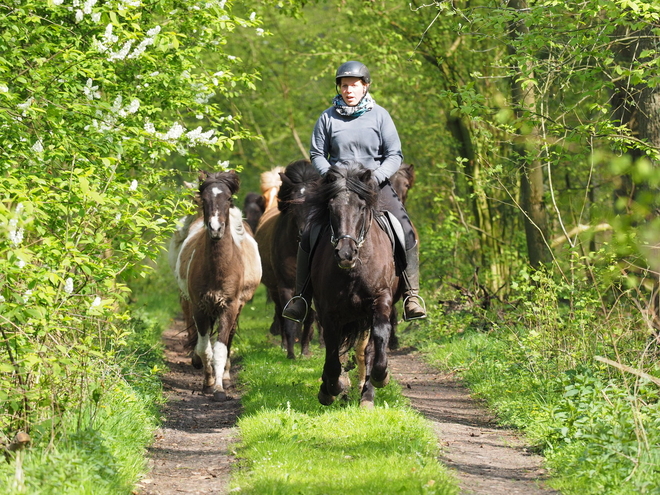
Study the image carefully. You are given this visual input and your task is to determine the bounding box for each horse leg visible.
[318,330,344,405]
[360,338,376,408]
[279,289,298,359]
[389,306,399,350]
[193,313,216,394]
[370,300,392,388]
[210,312,237,402]
[354,331,375,408]
[300,308,316,357]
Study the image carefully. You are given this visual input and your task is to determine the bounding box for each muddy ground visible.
[135,318,558,494]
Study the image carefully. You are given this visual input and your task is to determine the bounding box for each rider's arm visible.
[372,108,403,185]
[310,112,332,176]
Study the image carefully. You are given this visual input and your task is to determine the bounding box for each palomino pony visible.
[307,162,401,407]
[173,170,262,401]
[255,159,320,358]
[260,166,285,214]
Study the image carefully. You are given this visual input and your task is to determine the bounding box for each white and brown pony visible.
[173,170,261,401]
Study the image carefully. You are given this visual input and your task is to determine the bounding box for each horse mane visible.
[278,159,321,213]
[307,161,378,226]
[229,207,246,245]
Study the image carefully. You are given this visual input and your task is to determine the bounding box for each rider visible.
[282,60,426,323]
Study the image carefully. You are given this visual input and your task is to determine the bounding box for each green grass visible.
[231,286,458,495]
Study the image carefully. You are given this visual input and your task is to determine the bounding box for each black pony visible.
[307,162,401,407]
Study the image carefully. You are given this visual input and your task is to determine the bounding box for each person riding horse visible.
[282,60,426,323]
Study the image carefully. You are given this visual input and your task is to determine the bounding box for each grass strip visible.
[230,287,458,495]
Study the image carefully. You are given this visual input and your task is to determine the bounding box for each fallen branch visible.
[595,355,660,387]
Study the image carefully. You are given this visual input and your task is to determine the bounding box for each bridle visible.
[329,202,372,250]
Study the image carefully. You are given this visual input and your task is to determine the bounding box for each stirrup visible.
[282,295,309,324]
[403,293,427,321]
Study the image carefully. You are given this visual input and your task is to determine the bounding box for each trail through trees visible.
[137,318,557,494]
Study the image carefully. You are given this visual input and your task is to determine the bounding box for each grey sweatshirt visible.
[309,102,403,184]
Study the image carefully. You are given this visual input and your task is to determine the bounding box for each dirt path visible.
[389,347,558,495]
[137,319,557,494]
[136,317,242,495]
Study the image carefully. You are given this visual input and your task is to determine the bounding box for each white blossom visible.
[91,12,101,23]
[75,9,83,22]
[53,0,64,4]
[115,213,122,221]
[9,228,23,247]
[83,0,97,15]
[125,98,140,114]
[249,12,256,21]
[64,277,74,294]
[16,260,25,269]
[163,122,185,141]
[32,140,44,153]
[0,295,5,303]
[23,290,32,302]
[146,25,161,37]
[107,40,134,62]
[144,121,156,134]
[91,296,102,307]
[83,78,101,100]
[0,84,7,92]
[128,37,154,59]
[227,55,236,60]
[186,127,217,146]
[256,28,265,37]
[217,160,230,169]
[129,180,138,191]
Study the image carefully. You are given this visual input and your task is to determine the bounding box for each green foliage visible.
[0,0,262,490]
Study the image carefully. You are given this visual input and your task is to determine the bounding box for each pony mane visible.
[278,159,321,213]
[260,166,285,193]
[229,207,246,245]
[307,162,378,226]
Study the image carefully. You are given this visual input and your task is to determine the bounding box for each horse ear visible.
[279,172,293,187]
[359,168,373,184]
[226,169,240,195]
[198,170,209,183]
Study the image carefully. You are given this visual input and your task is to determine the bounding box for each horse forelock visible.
[199,171,240,198]
[308,163,377,225]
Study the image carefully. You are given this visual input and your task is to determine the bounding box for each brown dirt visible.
[135,317,242,495]
[136,318,558,495]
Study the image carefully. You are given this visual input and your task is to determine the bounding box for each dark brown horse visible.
[255,159,320,358]
[173,170,262,401]
[307,162,401,407]
[390,162,415,205]
[242,192,266,234]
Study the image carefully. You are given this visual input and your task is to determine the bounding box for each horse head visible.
[197,170,240,240]
[390,162,415,205]
[312,162,378,270]
[278,159,321,237]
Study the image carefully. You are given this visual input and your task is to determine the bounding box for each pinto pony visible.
[173,170,261,401]
[307,162,401,407]
[255,159,320,358]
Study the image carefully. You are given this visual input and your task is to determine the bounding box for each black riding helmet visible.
[335,61,371,85]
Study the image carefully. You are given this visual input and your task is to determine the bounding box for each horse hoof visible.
[203,385,214,395]
[360,400,374,409]
[192,354,202,369]
[213,391,227,402]
[318,388,335,406]
[370,371,390,388]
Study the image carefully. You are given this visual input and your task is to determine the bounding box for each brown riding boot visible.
[282,245,312,324]
[402,243,426,321]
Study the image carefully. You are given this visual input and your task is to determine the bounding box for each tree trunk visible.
[508,0,551,267]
